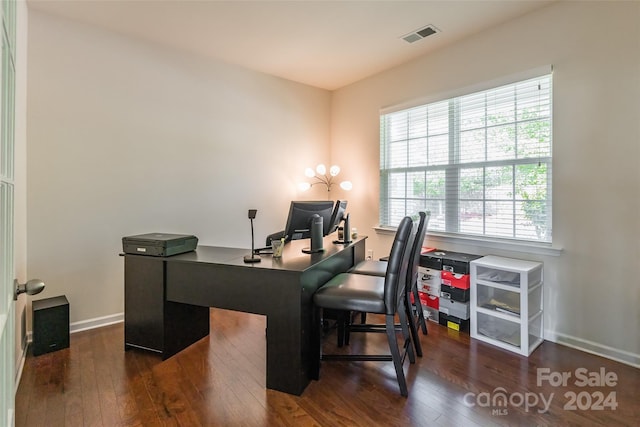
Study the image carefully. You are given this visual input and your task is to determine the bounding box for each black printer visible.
[122,233,198,257]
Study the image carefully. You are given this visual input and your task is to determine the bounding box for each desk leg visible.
[309,305,321,380]
[124,256,210,359]
[265,305,308,396]
[163,302,210,359]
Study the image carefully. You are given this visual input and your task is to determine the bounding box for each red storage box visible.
[411,291,438,310]
[441,270,470,290]
[422,292,439,310]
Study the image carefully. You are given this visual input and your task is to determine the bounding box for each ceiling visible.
[27,0,554,90]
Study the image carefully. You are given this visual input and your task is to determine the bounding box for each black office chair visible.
[312,216,416,397]
[349,211,431,356]
[265,230,285,246]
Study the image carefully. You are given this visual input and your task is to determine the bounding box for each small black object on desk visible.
[332,212,352,244]
[302,214,325,254]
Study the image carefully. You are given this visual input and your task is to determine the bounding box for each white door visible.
[1,182,15,427]
[1,0,17,424]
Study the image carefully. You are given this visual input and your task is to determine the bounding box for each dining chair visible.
[311,216,416,396]
[348,212,431,356]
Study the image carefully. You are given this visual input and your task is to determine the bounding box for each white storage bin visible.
[471,255,544,356]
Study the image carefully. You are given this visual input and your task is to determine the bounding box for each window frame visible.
[379,69,553,245]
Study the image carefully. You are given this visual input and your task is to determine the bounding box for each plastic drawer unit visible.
[470,255,543,356]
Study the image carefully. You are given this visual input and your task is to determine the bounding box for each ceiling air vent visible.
[401,24,440,44]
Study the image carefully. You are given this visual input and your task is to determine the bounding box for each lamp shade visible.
[340,181,353,191]
[298,182,311,191]
[299,163,352,196]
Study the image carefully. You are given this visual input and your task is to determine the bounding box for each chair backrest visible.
[405,211,431,296]
[394,216,420,310]
[382,216,414,315]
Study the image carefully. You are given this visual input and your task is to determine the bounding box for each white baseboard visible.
[545,329,640,369]
[69,312,124,334]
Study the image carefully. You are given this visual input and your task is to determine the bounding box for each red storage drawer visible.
[422,292,439,310]
[412,291,439,310]
[441,270,470,290]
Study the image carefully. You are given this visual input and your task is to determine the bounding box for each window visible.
[380,73,552,243]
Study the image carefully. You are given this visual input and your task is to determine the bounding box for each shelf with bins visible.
[470,255,543,356]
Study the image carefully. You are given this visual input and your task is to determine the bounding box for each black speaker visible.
[32,295,69,356]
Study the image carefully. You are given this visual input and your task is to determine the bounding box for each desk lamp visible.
[298,164,352,199]
[244,209,261,263]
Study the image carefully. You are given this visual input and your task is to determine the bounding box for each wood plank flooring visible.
[15,308,639,426]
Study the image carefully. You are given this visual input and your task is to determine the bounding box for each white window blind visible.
[380,73,552,243]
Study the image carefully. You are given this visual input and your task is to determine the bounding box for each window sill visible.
[373,226,563,257]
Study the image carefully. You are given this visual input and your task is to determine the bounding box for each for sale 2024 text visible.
[537,367,618,411]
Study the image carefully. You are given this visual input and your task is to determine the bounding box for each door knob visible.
[13,278,45,300]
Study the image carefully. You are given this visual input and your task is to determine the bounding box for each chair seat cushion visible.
[349,259,387,277]
[313,273,385,314]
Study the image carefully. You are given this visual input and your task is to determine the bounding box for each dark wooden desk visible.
[123,235,366,395]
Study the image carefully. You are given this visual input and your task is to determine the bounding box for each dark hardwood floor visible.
[16,308,639,426]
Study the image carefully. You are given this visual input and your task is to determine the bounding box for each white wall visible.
[26,10,332,325]
[331,1,640,365]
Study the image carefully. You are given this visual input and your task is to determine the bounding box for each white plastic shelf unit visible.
[470,255,543,356]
